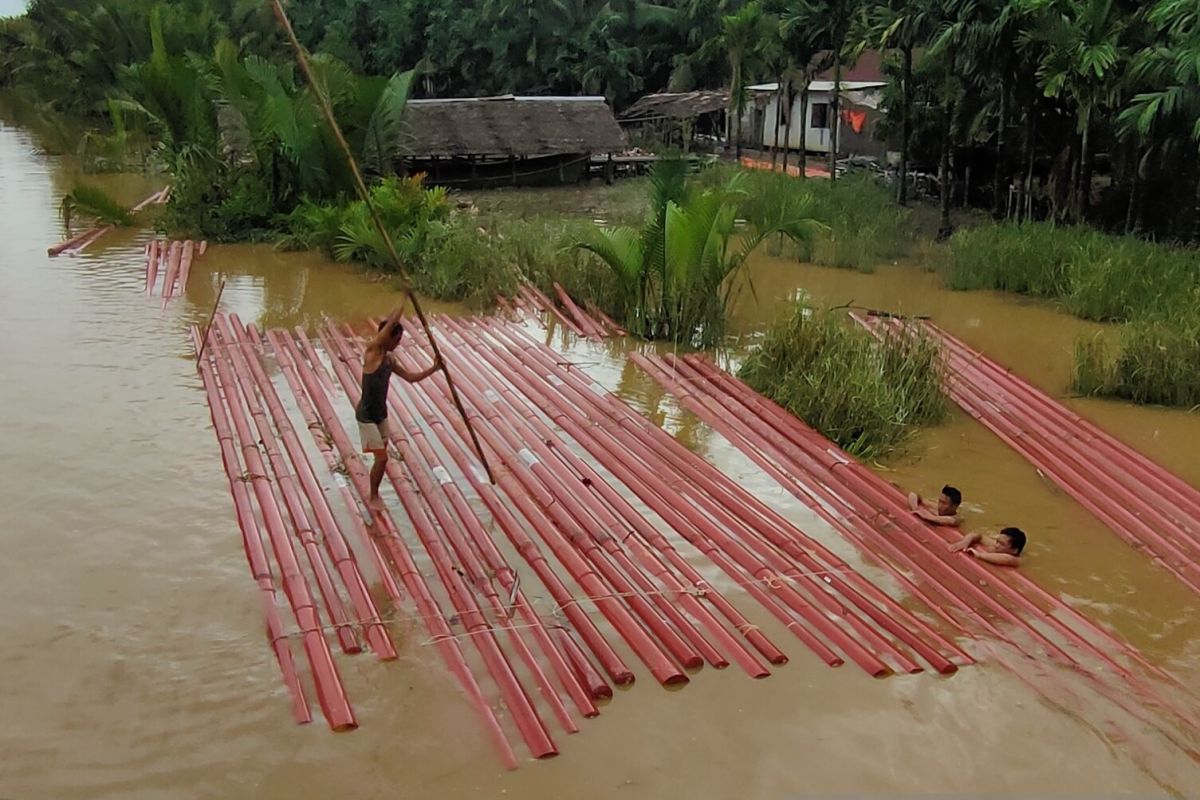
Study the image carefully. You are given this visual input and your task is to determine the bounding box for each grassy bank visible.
[739,303,948,460]
[939,222,1200,407]
[701,165,914,271]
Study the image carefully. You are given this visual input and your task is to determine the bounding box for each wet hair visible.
[941,485,962,507]
[377,320,404,338]
[999,527,1026,555]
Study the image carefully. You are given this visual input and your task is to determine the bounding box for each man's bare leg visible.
[368,450,388,510]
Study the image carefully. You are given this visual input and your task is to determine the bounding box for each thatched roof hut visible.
[619,91,730,123]
[399,95,626,159]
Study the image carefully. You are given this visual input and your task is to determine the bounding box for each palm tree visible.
[1020,0,1126,219]
[720,2,767,159]
[1121,0,1200,241]
[860,0,940,204]
[573,161,822,346]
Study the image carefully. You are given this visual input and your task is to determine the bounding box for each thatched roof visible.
[620,90,729,122]
[398,95,626,158]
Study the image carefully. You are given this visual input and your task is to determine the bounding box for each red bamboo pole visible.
[221,316,397,660]
[190,325,311,724]
[196,326,356,731]
[175,240,197,300]
[311,327,559,760]
[158,241,183,305]
[144,239,161,295]
[554,628,612,700]
[587,302,629,337]
[198,240,208,256]
[320,322,583,731]
[395,319,704,680]
[523,283,585,335]
[272,328,518,766]
[552,283,606,339]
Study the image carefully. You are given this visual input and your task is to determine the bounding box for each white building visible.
[747,80,887,156]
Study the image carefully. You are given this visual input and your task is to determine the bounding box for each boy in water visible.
[356,308,441,511]
[908,484,962,527]
[949,527,1027,567]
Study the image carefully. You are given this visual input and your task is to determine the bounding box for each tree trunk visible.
[1193,161,1200,245]
[781,80,792,172]
[993,85,1008,216]
[829,48,841,182]
[1078,104,1093,220]
[772,75,785,169]
[938,97,954,239]
[733,60,743,160]
[1022,100,1036,221]
[799,86,809,180]
[898,46,912,205]
[1124,142,1139,234]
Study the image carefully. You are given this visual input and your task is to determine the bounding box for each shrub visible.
[739,303,948,459]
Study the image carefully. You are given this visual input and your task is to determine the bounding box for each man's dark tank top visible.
[355,355,391,423]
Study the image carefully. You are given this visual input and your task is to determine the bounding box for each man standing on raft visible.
[357,307,441,511]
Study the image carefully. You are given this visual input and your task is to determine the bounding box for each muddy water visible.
[2,110,1199,800]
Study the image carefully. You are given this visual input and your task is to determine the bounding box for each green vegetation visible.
[574,161,823,346]
[59,184,134,227]
[732,166,913,270]
[739,302,948,459]
[1074,315,1200,408]
[939,223,1200,323]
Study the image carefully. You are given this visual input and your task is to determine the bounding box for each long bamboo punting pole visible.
[476,319,950,674]
[301,327,558,760]
[191,326,311,724]
[436,318,776,678]
[196,329,355,731]
[268,0,494,484]
[321,322,583,731]
[276,328,519,766]
[383,321,692,685]
[220,316,396,660]
[351,327,632,690]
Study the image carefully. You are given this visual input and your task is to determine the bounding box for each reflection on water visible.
[2,103,1199,799]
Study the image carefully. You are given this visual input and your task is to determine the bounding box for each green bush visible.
[739,303,948,460]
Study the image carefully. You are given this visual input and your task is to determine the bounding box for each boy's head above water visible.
[995,526,1027,556]
[938,485,962,516]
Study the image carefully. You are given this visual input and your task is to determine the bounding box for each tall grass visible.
[940,222,1200,322]
[1073,310,1200,407]
[704,166,913,271]
[739,303,949,460]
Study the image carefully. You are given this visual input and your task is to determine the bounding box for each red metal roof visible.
[815,49,886,82]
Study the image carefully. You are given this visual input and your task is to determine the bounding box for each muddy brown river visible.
[3,112,1200,798]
